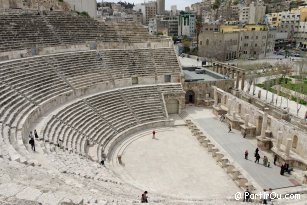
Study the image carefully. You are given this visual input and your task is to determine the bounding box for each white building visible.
[171,5,177,16]
[178,11,196,37]
[239,1,266,24]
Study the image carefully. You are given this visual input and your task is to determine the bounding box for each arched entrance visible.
[166,99,179,114]
[292,135,298,149]
[185,90,195,104]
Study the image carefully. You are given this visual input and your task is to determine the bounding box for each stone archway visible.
[185,90,195,104]
[292,135,298,149]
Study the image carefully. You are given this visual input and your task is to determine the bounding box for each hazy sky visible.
[97,0,201,10]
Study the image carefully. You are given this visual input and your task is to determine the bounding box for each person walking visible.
[280,164,285,175]
[244,150,249,160]
[263,189,268,204]
[243,188,251,202]
[228,123,232,133]
[274,154,278,165]
[34,129,39,139]
[152,130,156,139]
[29,137,35,152]
[141,191,148,203]
[243,130,247,138]
[29,131,33,139]
[254,148,259,157]
[263,156,268,166]
[255,153,260,163]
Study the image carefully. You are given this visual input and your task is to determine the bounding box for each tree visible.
[195,15,203,53]
[182,36,191,54]
[275,61,293,84]
[212,0,221,10]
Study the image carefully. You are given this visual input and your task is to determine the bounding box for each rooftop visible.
[183,67,228,82]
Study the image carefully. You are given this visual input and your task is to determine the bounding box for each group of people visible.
[28,129,39,151]
[280,163,292,175]
[243,188,274,204]
[244,148,271,167]
[141,191,148,203]
[254,148,270,167]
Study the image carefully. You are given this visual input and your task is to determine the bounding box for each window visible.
[132,77,138,85]
[164,75,171,83]
[245,36,249,39]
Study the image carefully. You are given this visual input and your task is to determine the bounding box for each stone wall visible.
[0,0,69,10]
[183,80,234,106]
[214,87,307,166]
[0,40,172,61]
[164,92,186,114]
[64,0,97,18]
[270,118,307,158]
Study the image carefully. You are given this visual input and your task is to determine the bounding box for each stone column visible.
[277,131,282,151]
[231,69,235,79]
[255,116,262,135]
[277,85,281,96]
[237,103,241,114]
[260,110,268,138]
[232,109,236,119]
[221,94,225,105]
[245,114,249,127]
[231,99,236,119]
[236,71,240,89]
[241,72,245,90]
[214,87,218,106]
[285,138,292,157]
[222,95,227,106]
[258,90,261,99]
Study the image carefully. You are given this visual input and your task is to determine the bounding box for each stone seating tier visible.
[41,85,176,157]
[0,11,164,52]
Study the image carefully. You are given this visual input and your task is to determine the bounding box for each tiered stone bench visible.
[40,84,183,160]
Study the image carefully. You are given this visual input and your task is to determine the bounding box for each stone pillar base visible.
[256,136,273,151]
[240,125,256,137]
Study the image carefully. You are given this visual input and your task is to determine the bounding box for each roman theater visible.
[0,2,306,205]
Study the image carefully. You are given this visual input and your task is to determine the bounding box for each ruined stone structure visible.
[0,9,189,204]
[183,80,233,106]
[0,0,69,10]
[0,10,170,61]
[0,7,306,204]
[212,87,307,170]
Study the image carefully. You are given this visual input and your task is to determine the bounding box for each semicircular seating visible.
[0,45,183,164]
[0,10,187,204]
[40,84,184,161]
